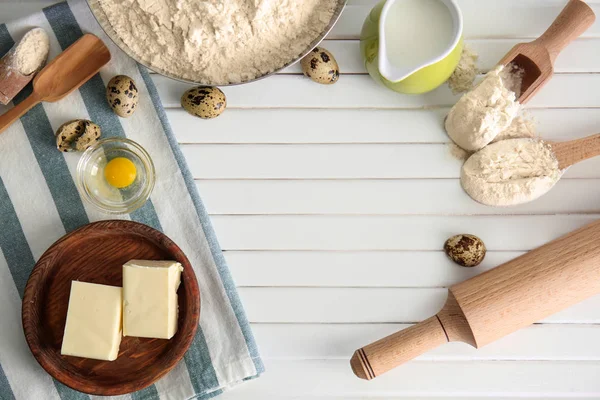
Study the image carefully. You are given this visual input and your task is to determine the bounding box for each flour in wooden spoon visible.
[98,0,337,84]
[461,138,562,206]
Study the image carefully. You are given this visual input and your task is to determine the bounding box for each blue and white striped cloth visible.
[0,1,264,399]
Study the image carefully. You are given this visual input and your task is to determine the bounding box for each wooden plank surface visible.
[238,287,600,323]
[216,360,600,397]
[197,179,600,215]
[226,251,524,287]
[251,323,600,359]
[172,108,600,144]
[153,74,600,109]
[211,215,597,250]
[182,144,600,179]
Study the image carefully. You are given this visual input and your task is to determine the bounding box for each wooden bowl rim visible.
[21,220,200,395]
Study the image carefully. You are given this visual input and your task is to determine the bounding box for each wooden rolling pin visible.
[350,220,600,380]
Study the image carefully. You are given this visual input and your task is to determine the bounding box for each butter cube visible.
[61,281,122,361]
[123,260,183,339]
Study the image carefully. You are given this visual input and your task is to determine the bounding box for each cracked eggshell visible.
[106,75,139,118]
[55,119,101,152]
[181,86,227,119]
[300,47,339,85]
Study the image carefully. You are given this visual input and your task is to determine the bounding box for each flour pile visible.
[447,44,478,94]
[445,61,562,206]
[445,65,521,151]
[14,28,49,75]
[99,0,338,84]
[449,115,538,162]
[492,115,537,143]
[461,138,562,206]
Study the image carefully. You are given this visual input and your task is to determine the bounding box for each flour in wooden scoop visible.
[14,28,50,75]
[461,138,562,206]
[0,27,49,105]
[98,0,338,84]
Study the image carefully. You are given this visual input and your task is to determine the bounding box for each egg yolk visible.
[104,157,137,188]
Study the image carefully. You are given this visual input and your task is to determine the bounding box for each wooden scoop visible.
[0,28,50,105]
[551,133,600,169]
[498,0,595,104]
[0,34,110,135]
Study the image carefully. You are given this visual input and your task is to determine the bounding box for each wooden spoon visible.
[551,133,600,169]
[498,0,595,104]
[457,135,600,207]
[0,34,110,135]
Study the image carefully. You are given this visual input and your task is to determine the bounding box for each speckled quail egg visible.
[444,234,486,267]
[181,86,226,119]
[300,47,339,85]
[106,75,139,118]
[55,119,101,152]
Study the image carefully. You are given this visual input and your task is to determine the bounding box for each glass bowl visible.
[76,138,155,214]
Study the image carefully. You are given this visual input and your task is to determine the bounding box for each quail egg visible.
[181,86,226,119]
[300,47,340,85]
[106,75,139,118]
[55,119,101,152]
[444,234,486,267]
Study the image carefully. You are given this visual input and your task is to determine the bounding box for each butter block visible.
[61,281,122,361]
[123,260,183,339]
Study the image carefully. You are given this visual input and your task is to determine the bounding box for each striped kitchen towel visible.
[0,1,264,399]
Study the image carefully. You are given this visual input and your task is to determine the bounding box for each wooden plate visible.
[22,220,200,396]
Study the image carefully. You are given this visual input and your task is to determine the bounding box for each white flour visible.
[445,65,521,151]
[461,138,562,206]
[492,115,537,143]
[447,44,478,94]
[14,28,49,75]
[448,142,470,161]
[448,116,537,162]
[98,0,337,84]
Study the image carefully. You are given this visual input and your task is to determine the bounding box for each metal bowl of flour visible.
[86,0,346,86]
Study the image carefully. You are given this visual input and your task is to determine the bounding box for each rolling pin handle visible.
[350,316,449,380]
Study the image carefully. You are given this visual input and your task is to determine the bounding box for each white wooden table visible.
[4,0,600,398]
